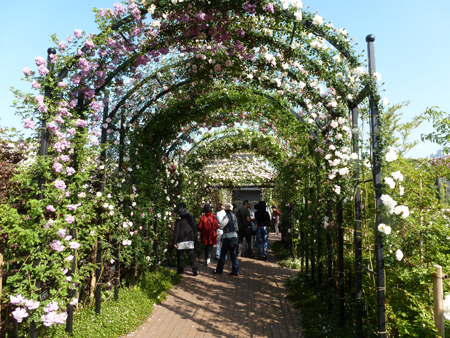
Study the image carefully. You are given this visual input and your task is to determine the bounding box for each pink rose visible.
[23,67,32,76]
[23,118,35,129]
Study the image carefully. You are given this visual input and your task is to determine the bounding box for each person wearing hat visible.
[173,205,199,276]
[198,203,219,266]
[214,203,239,276]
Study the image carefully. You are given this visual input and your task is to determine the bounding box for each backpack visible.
[224,213,238,233]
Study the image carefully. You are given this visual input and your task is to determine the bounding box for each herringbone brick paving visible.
[125,234,303,337]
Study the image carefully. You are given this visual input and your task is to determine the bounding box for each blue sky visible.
[1,0,448,158]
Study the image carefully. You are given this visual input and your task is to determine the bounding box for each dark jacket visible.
[236,206,251,231]
[173,214,196,246]
[255,202,270,227]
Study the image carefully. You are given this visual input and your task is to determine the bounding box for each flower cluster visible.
[378,223,392,235]
[41,301,67,327]
[7,0,383,332]
[10,294,41,323]
[380,194,409,218]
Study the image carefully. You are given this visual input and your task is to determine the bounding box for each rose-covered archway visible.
[1,0,407,337]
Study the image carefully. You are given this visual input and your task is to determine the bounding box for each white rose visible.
[395,249,404,261]
[312,15,323,25]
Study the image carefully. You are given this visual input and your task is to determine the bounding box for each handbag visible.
[229,237,239,248]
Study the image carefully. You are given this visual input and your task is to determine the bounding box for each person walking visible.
[236,199,254,257]
[271,205,281,235]
[255,201,270,261]
[214,203,239,276]
[198,203,219,266]
[215,203,226,260]
[173,206,199,275]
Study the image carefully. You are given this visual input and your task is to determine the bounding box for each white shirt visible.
[216,210,226,223]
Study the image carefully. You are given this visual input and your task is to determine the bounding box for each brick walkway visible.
[125,234,303,338]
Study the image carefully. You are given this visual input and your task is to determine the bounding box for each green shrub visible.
[286,272,356,338]
[272,240,292,261]
[278,258,301,269]
[46,268,181,338]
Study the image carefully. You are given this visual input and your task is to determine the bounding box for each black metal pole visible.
[337,200,345,327]
[326,210,332,313]
[30,47,56,338]
[352,107,363,338]
[153,213,158,272]
[130,259,136,287]
[304,194,309,276]
[65,91,84,335]
[316,151,322,286]
[114,114,123,301]
[300,207,304,271]
[310,184,315,284]
[366,34,386,338]
[94,237,102,314]
[95,99,108,314]
[290,206,294,249]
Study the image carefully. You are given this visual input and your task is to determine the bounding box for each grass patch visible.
[271,240,301,269]
[278,258,302,269]
[47,267,181,338]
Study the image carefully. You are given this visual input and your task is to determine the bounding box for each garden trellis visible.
[1,0,412,337]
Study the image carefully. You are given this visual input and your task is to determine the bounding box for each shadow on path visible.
[125,234,303,338]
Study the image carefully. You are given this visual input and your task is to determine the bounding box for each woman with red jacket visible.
[198,203,219,266]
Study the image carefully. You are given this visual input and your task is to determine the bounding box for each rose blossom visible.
[65,255,74,261]
[23,67,32,76]
[75,119,88,128]
[25,299,40,310]
[50,240,65,252]
[32,80,41,89]
[66,167,76,176]
[10,294,26,305]
[52,162,63,173]
[69,241,81,250]
[46,205,56,212]
[84,39,95,50]
[54,180,66,190]
[43,300,59,311]
[395,249,404,261]
[23,118,36,129]
[12,307,28,323]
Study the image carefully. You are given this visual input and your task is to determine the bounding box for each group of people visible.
[172,201,281,277]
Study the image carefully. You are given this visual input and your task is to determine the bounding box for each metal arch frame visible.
[182,133,241,164]
[181,131,294,171]
[47,3,368,134]
[162,88,321,159]
[36,5,380,337]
